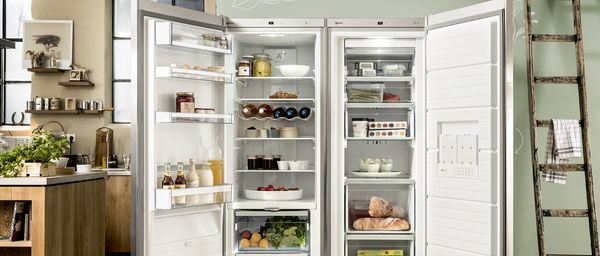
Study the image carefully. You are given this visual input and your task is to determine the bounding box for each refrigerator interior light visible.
[259,34,286,38]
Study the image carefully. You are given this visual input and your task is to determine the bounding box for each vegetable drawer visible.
[346,235,414,256]
[234,210,310,254]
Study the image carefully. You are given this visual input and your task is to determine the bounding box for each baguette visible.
[352,217,410,231]
[368,196,406,218]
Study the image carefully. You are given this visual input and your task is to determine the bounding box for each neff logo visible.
[335,21,343,25]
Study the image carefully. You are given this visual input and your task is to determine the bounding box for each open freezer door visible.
[425,2,505,256]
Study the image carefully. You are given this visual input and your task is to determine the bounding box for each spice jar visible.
[252,53,271,77]
[176,92,195,113]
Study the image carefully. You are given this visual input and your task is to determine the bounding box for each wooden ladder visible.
[525,0,599,255]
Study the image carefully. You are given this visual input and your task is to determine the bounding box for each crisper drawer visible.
[345,180,414,234]
[234,210,310,255]
[346,235,414,256]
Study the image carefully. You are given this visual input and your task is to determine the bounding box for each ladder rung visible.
[543,209,589,217]
[534,76,579,84]
[531,34,577,42]
[539,164,586,172]
[536,120,583,127]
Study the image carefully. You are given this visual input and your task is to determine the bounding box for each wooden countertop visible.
[0,172,107,186]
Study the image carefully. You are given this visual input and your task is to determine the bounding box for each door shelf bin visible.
[234,210,310,254]
[155,112,234,124]
[345,183,414,234]
[346,235,414,256]
[156,66,233,83]
[155,184,232,209]
[155,21,232,55]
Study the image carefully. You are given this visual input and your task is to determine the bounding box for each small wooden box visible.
[65,98,77,111]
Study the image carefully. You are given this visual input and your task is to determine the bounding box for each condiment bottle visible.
[186,158,200,205]
[197,162,214,204]
[174,162,187,206]
[241,104,258,118]
[49,50,57,68]
[161,162,175,190]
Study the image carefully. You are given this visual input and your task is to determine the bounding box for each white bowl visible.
[277,65,311,77]
[245,189,303,201]
[289,161,302,170]
[77,164,92,173]
[299,161,310,170]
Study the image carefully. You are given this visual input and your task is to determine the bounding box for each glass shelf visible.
[346,102,414,109]
[156,66,233,83]
[235,137,315,142]
[235,169,315,173]
[236,98,315,104]
[155,184,232,210]
[346,76,413,83]
[346,137,413,141]
[236,76,314,85]
[155,112,234,124]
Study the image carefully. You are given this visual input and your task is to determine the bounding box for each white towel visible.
[542,119,582,184]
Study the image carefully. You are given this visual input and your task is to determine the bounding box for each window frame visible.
[112,0,132,124]
[1,0,32,127]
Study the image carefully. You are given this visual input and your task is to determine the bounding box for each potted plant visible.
[0,130,69,177]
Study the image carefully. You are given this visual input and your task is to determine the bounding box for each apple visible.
[267,187,275,191]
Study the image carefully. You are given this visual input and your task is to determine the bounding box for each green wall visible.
[513,0,600,254]
[218,0,485,18]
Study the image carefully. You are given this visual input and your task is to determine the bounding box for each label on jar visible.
[162,185,175,189]
[180,102,195,113]
[238,66,250,76]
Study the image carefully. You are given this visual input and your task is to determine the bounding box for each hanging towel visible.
[542,119,582,184]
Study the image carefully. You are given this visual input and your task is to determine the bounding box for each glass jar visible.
[238,55,253,77]
[176,92,195,112]
[252,53,271,77]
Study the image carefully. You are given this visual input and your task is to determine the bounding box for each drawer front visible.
[346,237,414,256]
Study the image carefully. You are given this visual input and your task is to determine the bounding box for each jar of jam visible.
[252,53,271,77]
[176,92,195,112]
[238,56,253,77]
[255,155,265,169]
[272,155,281,170]
[263,156,274,170]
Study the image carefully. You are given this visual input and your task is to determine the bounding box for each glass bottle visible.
[49,50,57,68]
[257,104,273,118]
[186,158,200,205]
[198,162,214,204]
[241,104,258,118]
[208,137,224,202]
[161,162,175,189]
[174,162,187,206]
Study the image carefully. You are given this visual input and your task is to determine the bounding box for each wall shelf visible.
[25,109,112,115]
[27,68,67,73]
[58,81,94,87]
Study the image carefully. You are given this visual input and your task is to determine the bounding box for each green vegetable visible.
[279,235,302,248]
[0,130,69,177]
[259,216,307,249]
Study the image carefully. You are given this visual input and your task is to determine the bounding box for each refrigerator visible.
[328,2,512,256]
[132,1,325,255]
[132,1,512,256]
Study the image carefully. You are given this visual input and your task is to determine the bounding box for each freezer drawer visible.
[346,235,414,256]
[345,181,414,234]
[234,210,310,255]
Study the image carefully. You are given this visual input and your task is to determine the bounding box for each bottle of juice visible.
[208,137,224,201]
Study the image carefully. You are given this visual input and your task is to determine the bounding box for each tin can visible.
[26,101,35,110]
[42,98,50,110]
[34,97,43,110]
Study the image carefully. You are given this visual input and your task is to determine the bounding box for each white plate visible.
[351,171,403,178]
[244,189,303,201]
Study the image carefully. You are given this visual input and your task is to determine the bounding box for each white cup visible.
[277,161,289,170]
[299,160,310,170]
[289,161,302,170]
[77,164,92,173]
[259,129,268,138]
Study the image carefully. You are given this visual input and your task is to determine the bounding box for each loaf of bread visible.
[352,217,410,231]
[368,196,406,218]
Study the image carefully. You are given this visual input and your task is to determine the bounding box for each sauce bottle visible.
[161,162,175,190]
[174,162,187,206]
[186,158,200,205]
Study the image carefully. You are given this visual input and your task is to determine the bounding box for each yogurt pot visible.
[352,118,369,138]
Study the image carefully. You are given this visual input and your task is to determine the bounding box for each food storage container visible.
[347,84,385,103]
[281,127,299,138]
[352,118,370,138]
[383,64,407,77]
[235,210,310,253]
[253,53,272,77]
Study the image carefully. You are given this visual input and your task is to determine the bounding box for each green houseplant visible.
[0,130,69,177]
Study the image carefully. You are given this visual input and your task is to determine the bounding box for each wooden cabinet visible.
[0,177,106,256]
[105,176,131,253]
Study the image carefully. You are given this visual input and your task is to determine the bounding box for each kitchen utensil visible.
[277,161,289,170]
[77,164,92,173]
[351,170,403,178]
[244,189,303,201]
[276,65,310,77]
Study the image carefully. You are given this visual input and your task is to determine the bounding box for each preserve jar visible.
[176,92,195,112]
[252,53,271,77]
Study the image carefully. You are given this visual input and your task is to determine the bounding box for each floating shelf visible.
[156,66,232,83]
[27,67,67,73]
[155,184,232,210]
[155,112,234,124]
[58,81,94,87]
[346,102,414,109]
[157,40,232,55]
[346,76,413,83]
[236,98,315,104]
[235,169,315,173]
[0,240,32,248]
[25,109,111,114]
[235,137,315,142]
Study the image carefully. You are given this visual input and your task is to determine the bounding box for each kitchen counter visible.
[0,172,107,186]
[93,168,131,176]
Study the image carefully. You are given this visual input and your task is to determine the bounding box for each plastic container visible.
[347,84,385,103]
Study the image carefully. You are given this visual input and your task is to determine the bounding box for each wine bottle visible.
[285,107,298,119]
[273,107,286,119]
[299,107,311,119]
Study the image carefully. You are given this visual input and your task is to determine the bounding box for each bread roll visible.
[352,217,410,231]
[368,196,406,218]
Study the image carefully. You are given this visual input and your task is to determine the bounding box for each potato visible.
[250,232,262,243]
[239,238,251,248]
[251,241,259,247]
[259,238,270,248]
